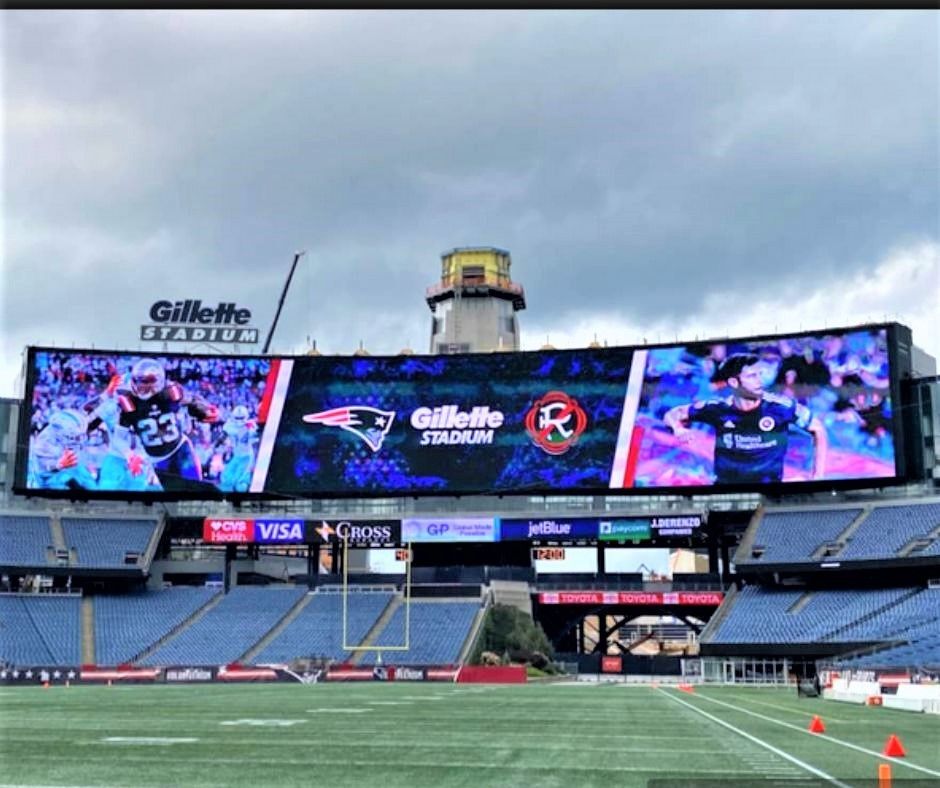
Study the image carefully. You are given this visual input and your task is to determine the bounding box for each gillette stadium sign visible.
[140,299,260,344]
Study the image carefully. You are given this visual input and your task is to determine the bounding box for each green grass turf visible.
[1,682,939,787]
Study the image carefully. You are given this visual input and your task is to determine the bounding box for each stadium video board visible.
[15,323,907,499]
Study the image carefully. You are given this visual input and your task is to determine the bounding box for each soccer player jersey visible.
[687,393,812,484]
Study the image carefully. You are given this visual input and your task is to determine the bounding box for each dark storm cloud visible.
[2,10,937,380]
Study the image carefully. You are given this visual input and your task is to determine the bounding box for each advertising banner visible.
[202,517,305,544]
[537,591,724,606]
[309,519,400,546]
[597,519,652,542]
[17,324,903,499]
[401,517,497,543]
[499,517,598,542]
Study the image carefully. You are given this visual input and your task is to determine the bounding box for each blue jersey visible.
[688,394,812,484]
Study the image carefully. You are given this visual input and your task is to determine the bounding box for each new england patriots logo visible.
[302,406,396,453]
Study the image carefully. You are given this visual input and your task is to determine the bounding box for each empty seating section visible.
[708,586,914,644]
[361,601,479,665]
[0,515,52,566]
[61,518,158,568]
[95,587,220,665]
[140,586,305,666]
[254,589,393,663]
[830,589,940,642]
[742,509,861,564]
[0,595,81,665]
[837,504,940,560]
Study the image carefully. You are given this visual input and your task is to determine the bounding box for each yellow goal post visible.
[341,534,412,655]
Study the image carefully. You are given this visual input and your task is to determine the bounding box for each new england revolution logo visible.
[525,391,587,456]
[302,406,396,453]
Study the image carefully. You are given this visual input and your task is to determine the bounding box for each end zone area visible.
[1,683,938,787]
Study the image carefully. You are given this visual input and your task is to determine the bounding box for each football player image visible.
[83,375,162,492]
[27,409,99,490]
[111,358,220,491]
[664,353,829,485]
[215,405,258,493]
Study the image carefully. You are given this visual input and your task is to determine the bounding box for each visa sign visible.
[202,517,305,544]
[254,519,305,544]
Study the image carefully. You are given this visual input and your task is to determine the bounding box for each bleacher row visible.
[739,501,940,566]
[704,585,940,669]
[0,586,481,668]
[0,514,160,569]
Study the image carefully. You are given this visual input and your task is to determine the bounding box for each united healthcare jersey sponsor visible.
[262,349,634,496]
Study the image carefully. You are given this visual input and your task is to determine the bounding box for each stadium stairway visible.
[810,507,870,560]
[697,584,738,643]
[732,505,765,564]
[239,592,314,664]
[131,591,224,664]
[139,518,166,571]
[49,514,68,556]
[458,601,489,664]
[351,595,403,665]
[81,597,95,664]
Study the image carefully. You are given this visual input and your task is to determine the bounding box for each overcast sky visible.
[2,10,938,398]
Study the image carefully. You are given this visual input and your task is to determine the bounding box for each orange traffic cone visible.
[808,715,826,733]
[878,763,892,788]
[882,734,906,757]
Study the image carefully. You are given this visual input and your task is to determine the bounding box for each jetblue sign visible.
[141,299,259,344]
[499,517,598,542]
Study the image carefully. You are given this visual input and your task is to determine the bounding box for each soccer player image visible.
[27,409,99,491]
[215,405,258,493]
[110,358,220,491]
[663,353,829,485]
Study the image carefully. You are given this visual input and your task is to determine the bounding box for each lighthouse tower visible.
[425,247,526,354]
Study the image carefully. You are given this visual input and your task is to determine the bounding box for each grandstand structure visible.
[2,256,940,694]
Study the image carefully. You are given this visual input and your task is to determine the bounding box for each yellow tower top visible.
[426,246,526,312]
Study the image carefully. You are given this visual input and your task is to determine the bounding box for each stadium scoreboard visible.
[16,321,910,500]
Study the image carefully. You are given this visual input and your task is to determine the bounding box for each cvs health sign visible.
[202,517,305,544]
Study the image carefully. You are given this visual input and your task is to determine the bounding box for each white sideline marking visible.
[366,701,413,706]
[101,737,198,745]
[723,693,854,722]
[219,719,306,727]
[693,692,940,778]
[307,707,367,713]
[658,689,851,788]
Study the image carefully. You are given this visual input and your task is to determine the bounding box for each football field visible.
[1,682,939,787]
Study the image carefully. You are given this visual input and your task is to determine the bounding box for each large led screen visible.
[16,324,903,498]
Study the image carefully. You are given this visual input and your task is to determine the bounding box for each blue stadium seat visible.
[95,587,220,665]
[254,588,394,663]
[360,600,480,665]
[139,585,306,666]
[60,517,159,568]
[0,515,53,567]
[0,595,81,666]
[739,508,862,564]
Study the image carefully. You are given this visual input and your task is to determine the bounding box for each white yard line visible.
[692,691,940,779]
[658,689,852,788]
